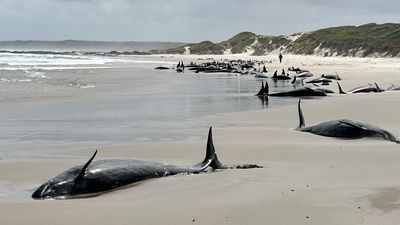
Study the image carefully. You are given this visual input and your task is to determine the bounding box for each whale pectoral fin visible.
[75,150,97,181]
[338,120,368,131]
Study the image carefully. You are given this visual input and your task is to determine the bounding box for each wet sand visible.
[1,54,400,225]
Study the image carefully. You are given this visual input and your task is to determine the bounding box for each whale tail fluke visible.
[337,82,346,94]
[381,130,400,144]
[296,99,305,130]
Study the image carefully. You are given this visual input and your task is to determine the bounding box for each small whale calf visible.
[32,127,227,199]
[295,99,400,143]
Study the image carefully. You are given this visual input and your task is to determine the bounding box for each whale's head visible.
[32,177,77,199]
[32,150,98,200]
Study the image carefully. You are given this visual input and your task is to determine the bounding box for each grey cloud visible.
[0,0,399,42]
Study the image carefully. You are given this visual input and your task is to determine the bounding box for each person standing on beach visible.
[279,53,283,63]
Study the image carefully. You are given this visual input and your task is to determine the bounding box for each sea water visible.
[0,53,305,159]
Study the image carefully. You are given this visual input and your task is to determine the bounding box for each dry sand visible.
[1,54,400,225]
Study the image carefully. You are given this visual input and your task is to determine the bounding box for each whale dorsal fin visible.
[297,99,305,129]
[193,127,227,171]
[264,81,269,95]
[255,81,265,96]
[374,82,383,92]
[337,82,346,94]
[75,150,97,181]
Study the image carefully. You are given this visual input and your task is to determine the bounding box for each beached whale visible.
[269,88,327,97]
[387,84,400,91]
[271,70,291,80]
[154,66,170,70]
[321,73,341,80]
[295,99,400,143]
[32,127,227,200]
[254,72,269,78]
[256,81,327,97]
[306,77,332,84]
[311,86,335,94]
[337,82,384,94]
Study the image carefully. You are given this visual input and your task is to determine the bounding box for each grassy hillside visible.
[220,32,257,54]
[160,32,257,55]
[287,23,400,57]
[159,23,400,57]
[252,35,291,55]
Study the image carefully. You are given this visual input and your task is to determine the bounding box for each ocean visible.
[0,53,302,159]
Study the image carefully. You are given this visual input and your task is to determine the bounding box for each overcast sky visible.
[0,0,399,42]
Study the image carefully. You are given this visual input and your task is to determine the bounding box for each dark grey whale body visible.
[154,66,170,70]
[321,73,341,80]
[271,70,291,80]
[387,84,400,91]
[296,99,400,143]
[255,81,327,97]
[32,127,226,200]
[337,82,384,94]
[270,87,327,97]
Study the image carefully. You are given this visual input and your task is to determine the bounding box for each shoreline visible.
[2,92,400,224]
[1,54,400,224]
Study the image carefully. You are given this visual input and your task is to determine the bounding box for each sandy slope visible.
[1,54,400,225]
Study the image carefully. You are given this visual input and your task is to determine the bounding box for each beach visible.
[1,54,400,225]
